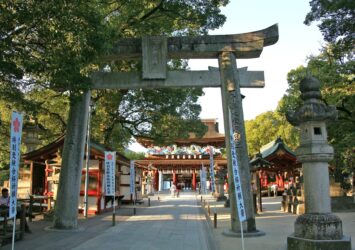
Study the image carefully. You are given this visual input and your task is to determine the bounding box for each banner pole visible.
[240,221,245,250]
[11,216,16,250]
[112,153,116,226]
[9,111,23,250]
[112,194,116,226]
[133,193,136,215]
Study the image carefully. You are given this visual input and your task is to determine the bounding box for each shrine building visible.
[136,119,227,193]
[250,137,301,194]
[22,135,145,214]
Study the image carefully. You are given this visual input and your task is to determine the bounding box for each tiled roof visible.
[260,137,295,159]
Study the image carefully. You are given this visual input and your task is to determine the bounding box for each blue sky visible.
[191,0,324,124]
[130,0,324,151]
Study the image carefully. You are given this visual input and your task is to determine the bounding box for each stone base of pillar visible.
[295,214,343,239]
[287,213,351,250]
[223,229,265,238]
[147,192,154,196]
[287,234,351,250]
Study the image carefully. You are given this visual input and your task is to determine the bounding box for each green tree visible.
[1,1,229,229]
[0,1,228,162]
[305,0,354,54]
[279,48,354,179]
[124,150,145,160]
[278,0,355,189]
[0,1,110,169]
[245,110,299,157]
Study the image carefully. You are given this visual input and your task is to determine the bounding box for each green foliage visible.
[90,87,207,149]
[0,108,11,169]
[103,0,228,36]
[123,151,146,160]
[0,1,110,94]
[305,0,354,53]
[245,111,299,156]
[280,45,354,176]
[279,0,355,183]
[0,170,9,186]
[0,1,227,163]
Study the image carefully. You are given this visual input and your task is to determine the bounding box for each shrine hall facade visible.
[136,119,227,192]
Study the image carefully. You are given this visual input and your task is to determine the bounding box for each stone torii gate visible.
[53,24,278,233]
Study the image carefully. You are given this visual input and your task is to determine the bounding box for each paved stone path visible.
[72,192,213,250]
[2,191,214,250]
[73,192,214,250]
[3,193,354,249]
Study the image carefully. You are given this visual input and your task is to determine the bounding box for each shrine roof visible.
[136,118,225,147]
[260,137,296,159]
[250,153,271,171]
[23,135,129,164]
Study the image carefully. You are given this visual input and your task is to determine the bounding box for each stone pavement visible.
[201,194,355,250]
[2,192,215,250]
[72,192,214,250]
[2,192,354,250]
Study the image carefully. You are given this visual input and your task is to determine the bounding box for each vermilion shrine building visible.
[136,120,300,196]
[250,137,301,194]
[136,119,227,192]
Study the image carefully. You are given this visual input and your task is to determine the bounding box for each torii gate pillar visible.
[219,52,263,236]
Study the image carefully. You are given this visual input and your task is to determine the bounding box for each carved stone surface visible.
[286,76,337,126]
[286,75,351,249]
[219,51,256,234]
[142,36,167,79]
[91,68,264,89]
[106,24,279,60]
[214,166,227,200]
[288,235,351,250]
[215,166,227,184]
[53,91,90,229]
[294,213,343,240]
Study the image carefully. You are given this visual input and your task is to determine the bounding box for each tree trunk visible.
[53,91,90,229]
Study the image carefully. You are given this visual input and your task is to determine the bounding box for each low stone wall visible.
[331,196,355,211]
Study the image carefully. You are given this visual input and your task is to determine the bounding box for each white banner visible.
[209,146,215,193]
[130,161,135,197]
[229,111,246,222]
[9,112,23,218]
[104,152,116,196]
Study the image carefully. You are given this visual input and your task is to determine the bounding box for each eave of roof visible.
[23,135,129,163]
[260,137,296,159]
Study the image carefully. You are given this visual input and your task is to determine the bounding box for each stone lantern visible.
[286,75,351,249]
[146,164,154,196]
[214,165,227,201]
[23,117,41,153]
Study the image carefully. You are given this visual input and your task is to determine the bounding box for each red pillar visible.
[192,170,196,191]
[153,170,159,191]
[173,170,177,185]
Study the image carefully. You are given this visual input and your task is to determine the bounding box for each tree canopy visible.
[276,0,355,178]
[245,110,299,157]
[0,1,228,167]
[305,0,354,54]
[279,46,354,177]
